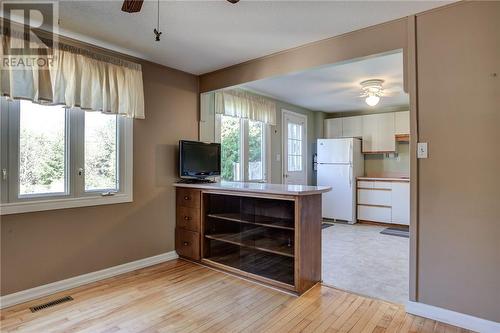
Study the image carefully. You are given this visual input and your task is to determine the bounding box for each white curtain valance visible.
[215,89,276,125]
[1,32,145,119]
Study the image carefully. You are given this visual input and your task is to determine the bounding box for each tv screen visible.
[179,140,221,179]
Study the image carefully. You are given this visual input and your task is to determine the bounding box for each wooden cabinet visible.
[395,111,410,135]
[362,113,396,153]
[391,182,410,225]
[175,188,201,261]
[324,118,342,138]
[342,116,363,138]
[174,185,323,295]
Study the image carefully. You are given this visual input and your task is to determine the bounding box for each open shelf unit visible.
[203,193,295,286]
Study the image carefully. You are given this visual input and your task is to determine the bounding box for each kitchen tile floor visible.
[322,222,409,304]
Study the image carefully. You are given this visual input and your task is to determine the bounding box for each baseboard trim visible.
[406,301,500,333]
[0,251,179,309]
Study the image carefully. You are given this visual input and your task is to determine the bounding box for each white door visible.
[317,164,354,222]
[391,182,410,225]
[317,138,352,164]
[283,110,307,185]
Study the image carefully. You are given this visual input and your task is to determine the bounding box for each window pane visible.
[248,120,264,181]
[287,122,303,172]
[85,112,118,191]
[220,116,241,181]
[19,101,66,196]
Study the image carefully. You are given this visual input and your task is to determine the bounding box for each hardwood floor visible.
[0,260,473,333]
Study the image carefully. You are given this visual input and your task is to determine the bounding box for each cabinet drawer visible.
[175,228,200,260]
[358,205,391,223]
[357,189,392,206]
[176,206,200,232]
[357,181,374,189]
[176,188,201,208]
[372,182,392,190]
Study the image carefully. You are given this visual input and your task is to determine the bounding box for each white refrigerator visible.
[317,138,364,223]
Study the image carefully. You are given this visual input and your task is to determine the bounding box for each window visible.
[287,122,303,172]
[19,101,67,196]
[84,112,118,191]
[0,98,133,215]
[219,115,269,182]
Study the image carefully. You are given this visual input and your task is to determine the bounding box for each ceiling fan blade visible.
[121,0,144,13]
[227,0,240,3]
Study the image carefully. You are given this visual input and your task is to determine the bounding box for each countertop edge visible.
[173,183,332,196]
[357,177,410,182]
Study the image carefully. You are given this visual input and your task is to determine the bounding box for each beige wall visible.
[0,61,199,295]
[416,1,500,322]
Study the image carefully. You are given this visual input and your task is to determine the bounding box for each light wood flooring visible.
[0,259,473,333]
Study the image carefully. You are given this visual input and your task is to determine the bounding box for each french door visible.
[282,110,307,185]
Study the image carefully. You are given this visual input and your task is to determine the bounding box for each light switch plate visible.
[417,142,428,159]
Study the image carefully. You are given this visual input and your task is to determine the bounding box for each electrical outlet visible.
[417,142,428,159]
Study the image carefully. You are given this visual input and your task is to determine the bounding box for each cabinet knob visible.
[184,216,192,221]
[184,196,190,200]
[183,241,189,246]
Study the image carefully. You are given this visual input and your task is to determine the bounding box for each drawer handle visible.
[183,196,190,200]
[184,216,192,221]
[183,241,189,246]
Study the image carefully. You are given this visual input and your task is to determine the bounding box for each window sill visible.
[0,193,133,215]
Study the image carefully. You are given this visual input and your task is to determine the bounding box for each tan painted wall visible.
[0,61,199,295]
[416,1,500,322]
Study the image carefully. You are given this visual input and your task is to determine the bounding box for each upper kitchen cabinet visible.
[324,118,342,138]
[342,116,363,138]
[362,113,396,153]
[395,111,410,135]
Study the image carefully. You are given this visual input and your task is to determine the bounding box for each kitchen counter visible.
[174,181,331,196]
[357,176,410,182]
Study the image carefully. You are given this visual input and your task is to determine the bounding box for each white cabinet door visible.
[358,189,392,206]
[362,113,396,153]
[358,206,392,223]
[342,116,363,138]
[391,182,410,225]
[324,118,342,138]
[395,111,410,135]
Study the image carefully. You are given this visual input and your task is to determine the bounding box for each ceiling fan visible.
[121,0,239,13]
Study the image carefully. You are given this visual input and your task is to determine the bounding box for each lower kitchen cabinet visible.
[356,179,409,225]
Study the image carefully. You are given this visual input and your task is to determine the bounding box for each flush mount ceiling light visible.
[360,79,384,106]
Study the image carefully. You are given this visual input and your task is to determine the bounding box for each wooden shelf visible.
[205,228,294,258]
[207,213,294,231]
[204,250,294,286]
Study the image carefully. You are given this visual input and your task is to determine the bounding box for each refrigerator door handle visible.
[349,164,353,188]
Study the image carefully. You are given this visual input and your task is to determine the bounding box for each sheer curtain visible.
[1,29,145,119]
[215,89,276,125]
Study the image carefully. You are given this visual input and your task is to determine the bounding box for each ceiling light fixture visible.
[360,79,384,107]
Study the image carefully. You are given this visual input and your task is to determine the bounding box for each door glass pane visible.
[85,112,118,191]
[19,101,66,196]
[221,115,241,181]
[248,120,264,181]
[287,122,303,172]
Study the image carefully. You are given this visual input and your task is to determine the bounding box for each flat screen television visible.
[179,140,221,179]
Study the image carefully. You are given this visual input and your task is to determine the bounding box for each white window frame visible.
[0,98,133,215]
[217,115,271,183]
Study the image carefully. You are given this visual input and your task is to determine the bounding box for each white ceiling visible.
[52,0,452,75]
[241,51,408,113]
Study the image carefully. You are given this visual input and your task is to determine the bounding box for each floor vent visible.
[29,296,74,313]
